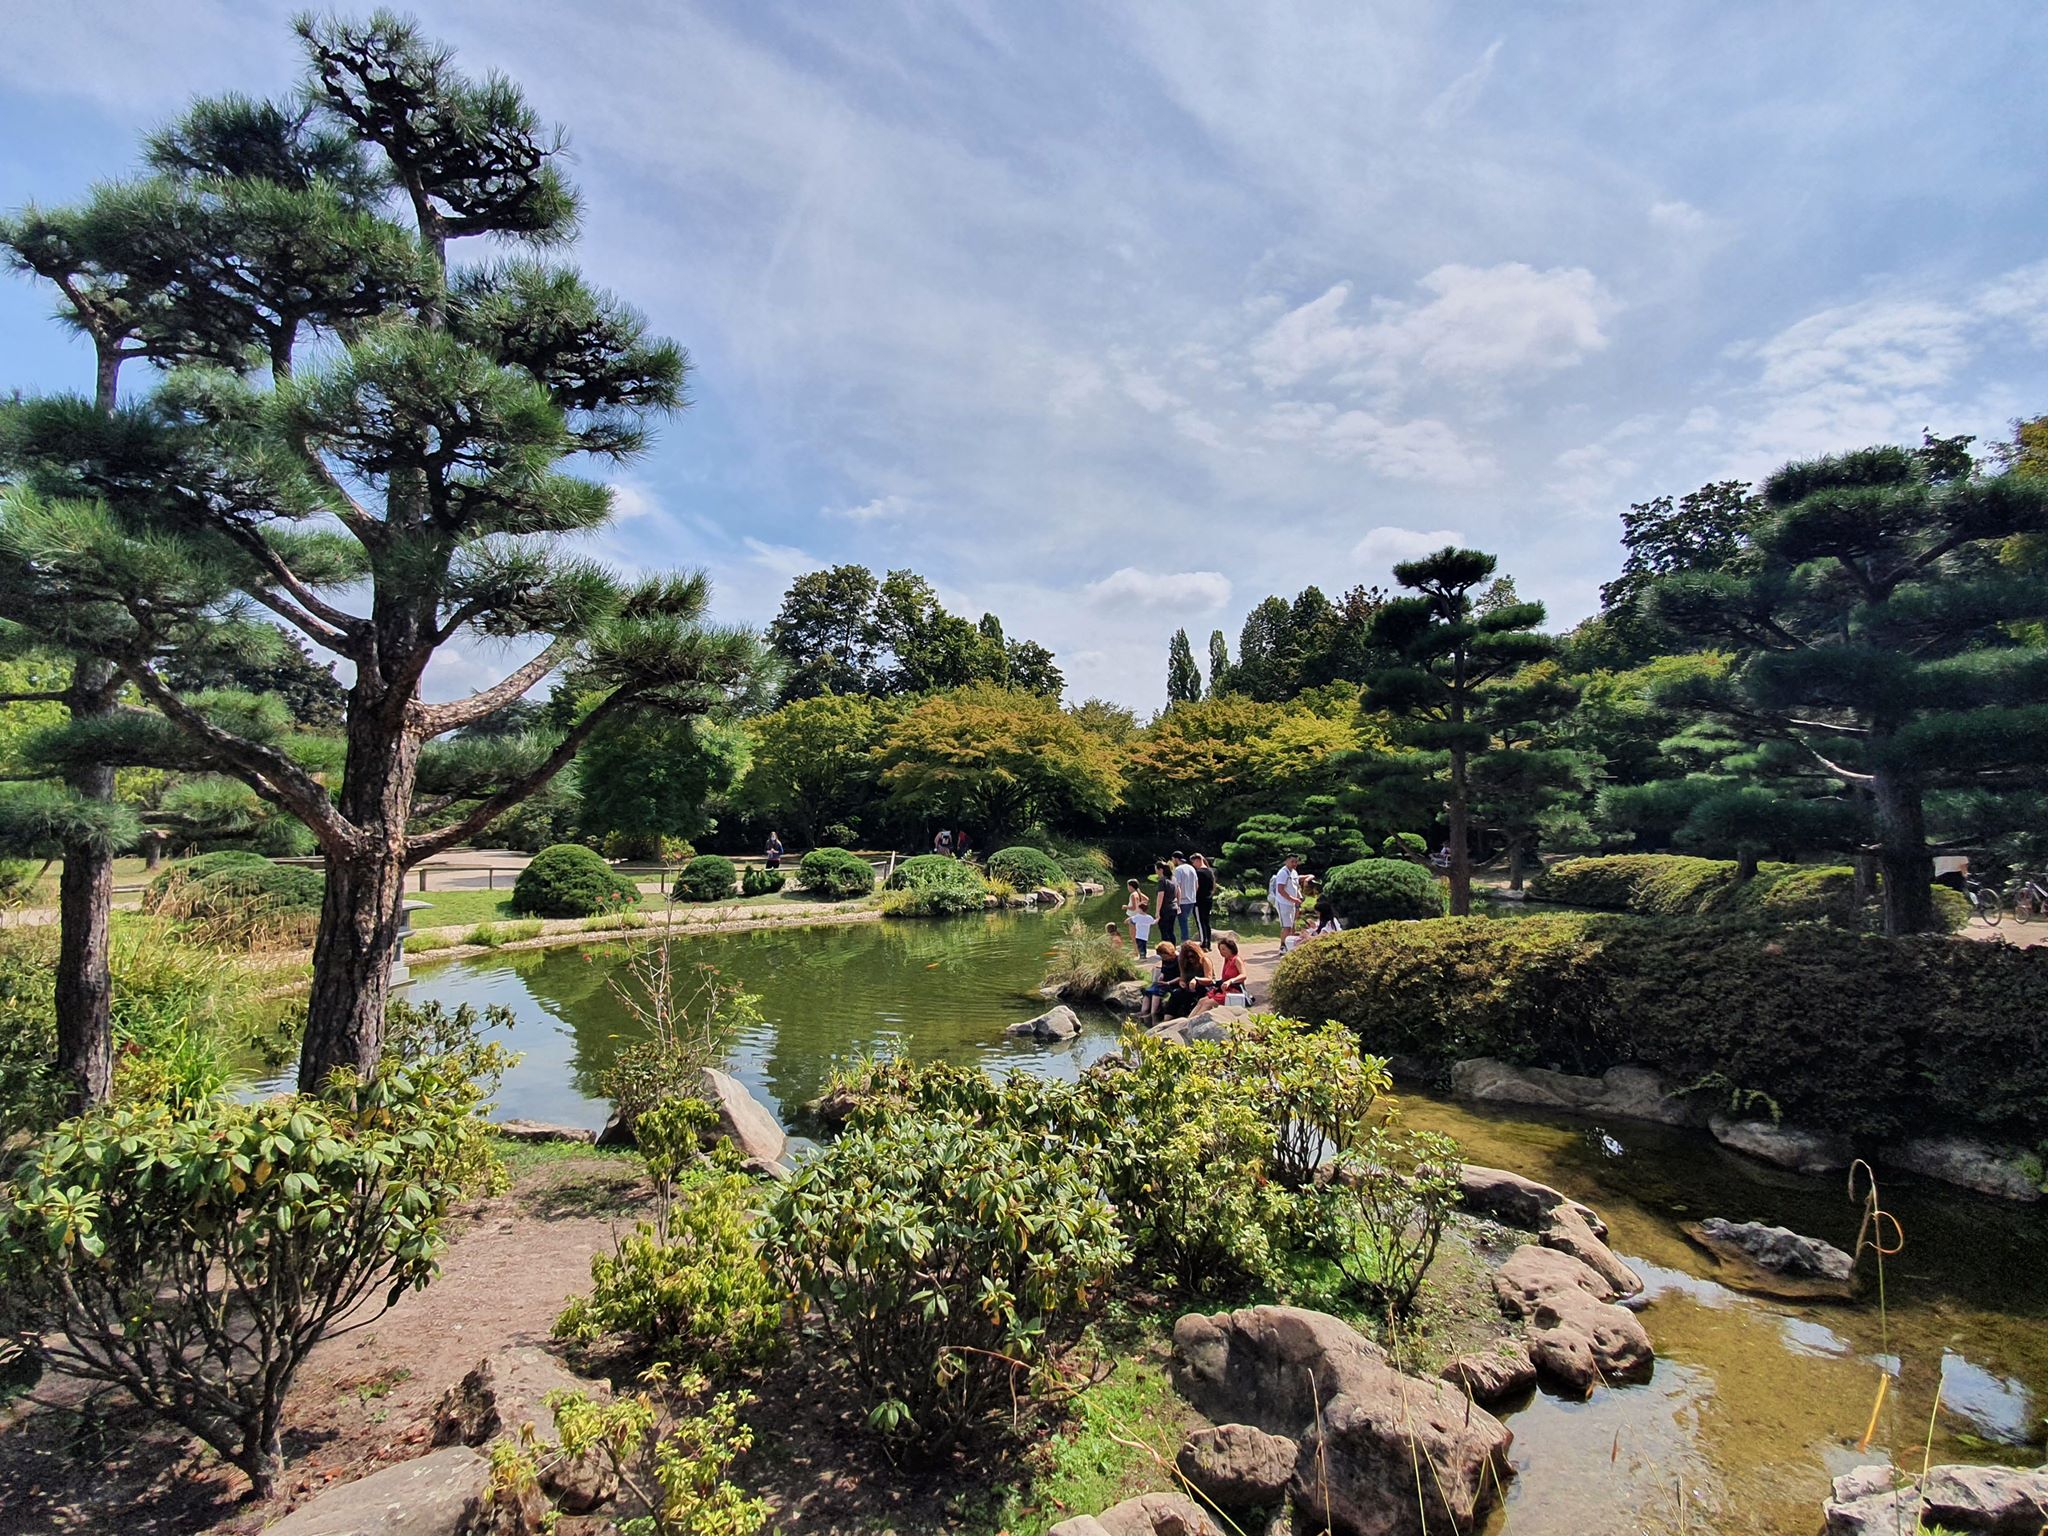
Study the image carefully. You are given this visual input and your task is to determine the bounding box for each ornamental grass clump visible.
[1042,917,1140,999]
[880,853,989,916]
[761,1114,1125,1447]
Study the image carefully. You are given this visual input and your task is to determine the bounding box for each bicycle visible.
[2007,871,2048,922]
[1964,876,2004,926]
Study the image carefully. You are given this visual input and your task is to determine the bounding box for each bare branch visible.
[0,690,70,705]
[412,636,577,738]
[215,522,366,656]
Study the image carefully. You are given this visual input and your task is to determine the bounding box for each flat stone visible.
[1007,1004,1082,1040]
[1458,1164,1606,1236]
[264,1446,540,1536]
[1824,1462,2048,1535]
[1684,1218,1857,1300]
[430,1348,616,1513]
[1033,886,1069,908]
[1439,1341,1537,1406]
[1887,1136,2043,1203]
[698,1067,787,1165]
[1146,1022,1189,1046]
[1077,880,1106,896]
[1094,1492,1226,1536]
[1449,1058,1699,1127]
[1708,1114,1853,1175]
[491,1120,595,1144]
[1176,1423,1299,1509]
[1186,1018,1230,1043]
[1493,1246,1653,1398]
[1105,979,1148,1012]
[1539,1204,1643,1300]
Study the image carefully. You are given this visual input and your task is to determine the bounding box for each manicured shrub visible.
[1380,832,1429,862]
[795,846,875,899]
[145,854,324,944]
[986,845,1068,892]
[671,854,739,903]
[511,843,640,918]
[761,1114,1125,1445]
[741,867,786,897]
[1321,857,1444,925]
[820,821,861,849]
[1043,918,1140,999]
[0,1049,503,1498]
[880,853,987,915]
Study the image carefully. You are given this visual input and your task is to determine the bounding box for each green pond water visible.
[406,891,2048,1536]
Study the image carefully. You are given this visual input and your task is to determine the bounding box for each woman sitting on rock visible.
[1163,940,1212,1020]
[1139,940,1180,1021]
[1187,935,1246,1019]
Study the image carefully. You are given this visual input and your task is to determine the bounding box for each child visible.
[1124,879,1157,958]
[1139,940,1179,1020]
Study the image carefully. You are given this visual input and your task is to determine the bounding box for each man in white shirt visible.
[1268,854,1304,947]
[1171,853,1200,944]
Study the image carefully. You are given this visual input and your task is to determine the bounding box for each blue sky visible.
[6,2,2048,709]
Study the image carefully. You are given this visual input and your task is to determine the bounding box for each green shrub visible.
[740,867,786,897]
[512,843,641,919]
[820,821,861,849]
[1321,858,1444,925]
[546,1379,767,1536]
[671,855,739,904]
[0,858,43,907]
[795,846,875,899]
[1044,839,1114,885]
[1043,918,1140,999]
[1217,1016,1391,1188]
[0,1049,504,1499]
[145,850,266,901]
[1328,1124,1463,1313]
[1380,833,1428,861]
[145,854,324,944]
[1526,854,1939,929]
[762,1114,1125,1446]
[884,853,974,890]
[986,845,1068,892]
[880,853,987,915]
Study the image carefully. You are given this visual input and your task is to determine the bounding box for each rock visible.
[1078,880,1107,896]
[1007,1004,1082,1041]
[1093,1493,1226,1536]
[1540,1204,1643,1300]
[1047,1519,1116,1536]
[1438,1341,1536,1406]
[1708,1114,1852,1174]
[593,1110,634,1149]
[1105,979,1148,1012]
[1176,1424,1299,1509]
[1887,1136,2043,1203]
[697,1068,787,1166]
[1683,1218,1857,1300]
[801,1081,862,1133]
[1492,1246,1654,1398]
[1823,1462,2048,1535]
[1186,1018,1230,1043]
[491,1120,595,1144]
[1146,1021,1189,1046]
[1457,1165,1640,1300]
[1171,1306,1512,1536]
[431,1348,617,1514]
[264,1446,541,1536]
[1449,1058,1699,1127]
[1033,886,1068,908]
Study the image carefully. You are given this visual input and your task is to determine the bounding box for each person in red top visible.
[1188,935,1246,1018]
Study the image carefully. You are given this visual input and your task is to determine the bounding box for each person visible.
[1162,940,1212,1020]
[1188,935,1246,1018]
[1190,852,1216,948]
[1124,879,1157,958]
[1153,859,1176,945]
[1268,853,1304,947]
[1139,939,1180,1021]
[954,829,972,862]
[1432,842,1452,872]
[934,827,953,857]
[763,830,783,871]
[1172,852,1200,944]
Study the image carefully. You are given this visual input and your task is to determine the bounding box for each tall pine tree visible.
[1166,628,1202,703]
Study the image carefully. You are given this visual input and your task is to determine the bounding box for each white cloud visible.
[1084,567,1231,611]
[1351,526,1465,575]
[1972,260,2048,344]
[1648,199,1712,235]
[607,480,659,519]
[828,494,912,523]
[742,537,816,582]
[1257,403,1490,483]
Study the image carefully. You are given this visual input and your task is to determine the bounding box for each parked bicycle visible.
[1964,875,2004,926]
[2007,871,2048,922]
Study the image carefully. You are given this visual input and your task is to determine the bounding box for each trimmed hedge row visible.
[1527,853,1968,931]
[1271,913,2048,1145]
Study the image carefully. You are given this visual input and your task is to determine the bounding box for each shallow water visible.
[404,892,2048,1536]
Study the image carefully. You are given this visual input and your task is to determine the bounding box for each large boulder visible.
[1007,1004,1082,1041]
[1105,979,1149,1012]
[1439,1341,1536,1406]
[1457,1165,1641,1300]
[1176,1423,1299,1509]
[1708,1114,1852,1174]
[263,1446,541,1536]
[1887,1136,2043,1203]
[430,1348,616,1514]
[1171,1306,1512,1536]
[1823,1462,2048,1535]
[1683,1218,1857,1300]
[1450,1058,1699,1127]
[1051,1493,1226,1536]
[1492,1246,1654,1398]
[698,1068,787,1166]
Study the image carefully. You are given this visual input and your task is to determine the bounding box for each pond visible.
[406,891,2048,1536]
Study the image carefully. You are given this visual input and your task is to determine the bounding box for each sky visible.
[5,2,2048,711]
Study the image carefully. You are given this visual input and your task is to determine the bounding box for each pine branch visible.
[216,521,366,655]
[412,636,577,738]
[0,690,69,704]
[406,686,625,858]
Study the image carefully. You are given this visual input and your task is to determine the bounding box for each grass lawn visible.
[407,885,872,933]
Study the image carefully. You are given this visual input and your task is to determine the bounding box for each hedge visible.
[671,854,738,903]
[796,847,876,899]
[883,854,989,916]
[1528,853,1968,932]
[986,846,1069,892]
[1271,913,2048,1145]
[510,844,640,918]
[1320,858,1443,925]
[742,867,787,897]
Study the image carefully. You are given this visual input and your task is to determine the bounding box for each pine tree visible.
[1166,628,1202,703]
[0,17,766,1088]
[1466,661,1596,889]
[1647,438,2048,934]
[1364,548,1553,915]
[1206,629,1231,696]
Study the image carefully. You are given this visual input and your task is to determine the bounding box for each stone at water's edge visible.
[1104,978,1147,1012]
[1708,1113,1853,1174]
[1051,1493,1225,1536]
[1683,1218,1858,1300]
[1170,1305,1512,1536]
[698,1067,788,1166]
[1176,1423,1299,1509]
[491,1119,595,1144]
[1492,1245,1654,1398]
[1007,1003,1082,1040]
[1886,1135,2043,1203]
[430,1348,617,1514]
[263,1445,542,1536]
[1823,1462,2048,1535]
[1439,1340,1536,1405]
[1458,1164,1642,1300]
[1450,1057,1701,1127]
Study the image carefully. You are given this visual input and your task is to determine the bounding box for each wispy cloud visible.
[1085,568,1232,611]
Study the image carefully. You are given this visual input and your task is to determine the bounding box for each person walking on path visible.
[764,830,783,871]
[1190,852,1216,948]
[954,830,972,862]
[1268,853,1304,948]
[1124,879,1157,958]
[1172,852,1201,944]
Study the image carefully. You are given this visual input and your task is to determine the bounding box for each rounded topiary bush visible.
[885,854,978,891]
[671,854,738,903]
[986,846,1068,892]
[742,867,787,897]
[881,854,988,916]
[511,843,640,918]
[145,850,268,910]
[1321,858,1443,926]
[797,846,876,899]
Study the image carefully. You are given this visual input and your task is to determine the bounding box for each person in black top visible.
[1190,852,1216,948]
[764,830,783,870]
[1139,940,1179,1021]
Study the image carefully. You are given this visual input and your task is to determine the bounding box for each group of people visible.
[1115,850,1245,1024]
[931,827,975,860]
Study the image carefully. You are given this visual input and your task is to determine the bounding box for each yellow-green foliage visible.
[1528,853,1967,932]
[547,1374,768,1536]
[1044,918,1141,999]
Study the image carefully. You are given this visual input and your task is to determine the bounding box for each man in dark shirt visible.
[1190,852,1217,948]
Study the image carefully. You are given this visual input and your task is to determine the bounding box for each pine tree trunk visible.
[1447,745,1471,916]
[1872,766,1937,937]
[1852,853,1878,906]
[1505,832,1529,891]
[1736,847,1760,881]
[54,663,116,1113]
